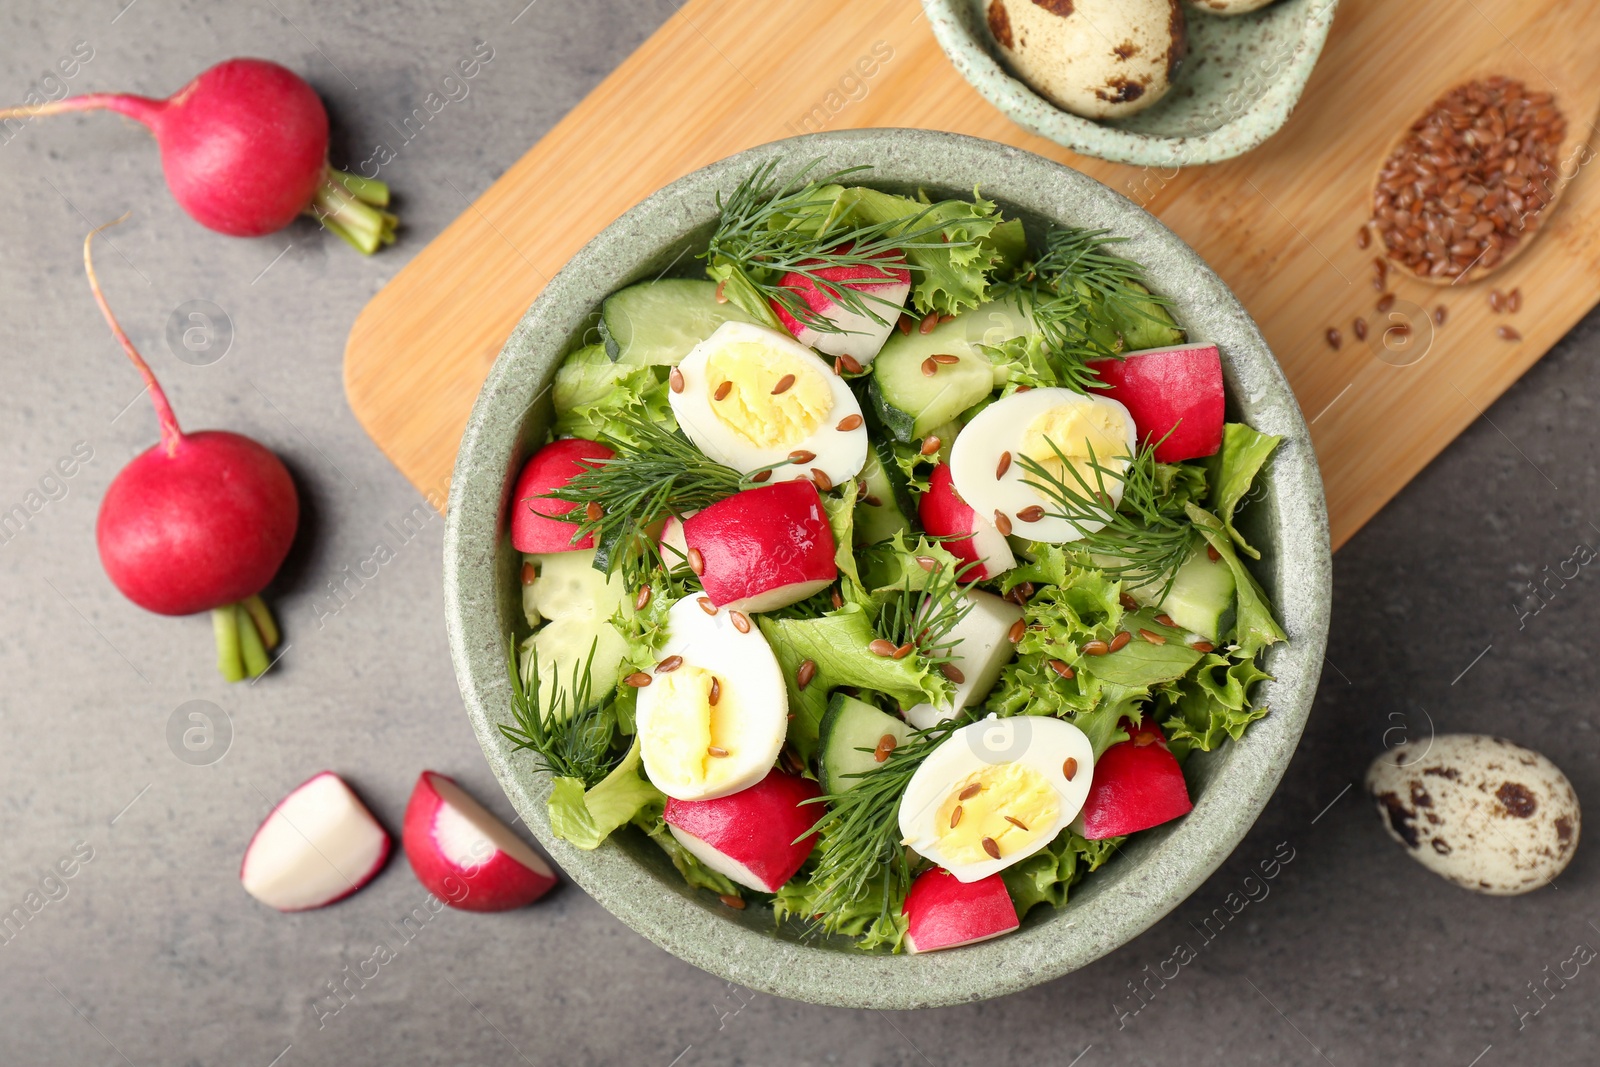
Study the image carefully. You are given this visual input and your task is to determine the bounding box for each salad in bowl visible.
[445,130,1328,1007]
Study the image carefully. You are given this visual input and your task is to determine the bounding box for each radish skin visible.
[0,59,396,253]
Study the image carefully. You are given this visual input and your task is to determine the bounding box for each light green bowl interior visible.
[444,130,1330,1009]
[923,0,1341,166]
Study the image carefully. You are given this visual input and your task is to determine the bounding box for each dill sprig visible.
[876,559,977,666]
[500,639,620,789]
[703,159,970,335]
[1017,438,1193,598]
[997,227,1173,392]
[541,417,771,583]
[798,714,968,926]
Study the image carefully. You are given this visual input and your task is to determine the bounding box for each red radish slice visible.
[511,439,615,553]
[402,771,558,911]
[0,58,397,253]
[663,770,821,892]
[1080,717,1193,840]
[918,463,1015,582]
[682,481,837,612]
[902,868,1019,953]
[240,772,390,912]
[770,244,910,364]
[1088,343,1224,462]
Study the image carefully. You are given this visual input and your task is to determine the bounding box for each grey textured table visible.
[1,3,1595,1064]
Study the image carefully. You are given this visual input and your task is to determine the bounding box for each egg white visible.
[669,321,867,487]
[900,715,1094,882]
[634,595,788,801]
[948,388,1137,544]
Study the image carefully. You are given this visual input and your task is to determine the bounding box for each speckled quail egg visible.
[982,0,1188,119]
[1366,735,1580,895]
[1185,0,1279,15]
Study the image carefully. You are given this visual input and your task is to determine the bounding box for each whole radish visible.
[88,217,300,681]
[4,59,395,253]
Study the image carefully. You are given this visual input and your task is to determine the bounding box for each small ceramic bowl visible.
[922,0,1340,167]
[444,129,1330,1009]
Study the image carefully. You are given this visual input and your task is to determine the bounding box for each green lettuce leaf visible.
[552,344,676,445]
[547,738,662,849]
[1205,423,1281,559]
[1154,461,1209,513]
[1186,503,1286,658]
[841,187,1023,316]
[1002,831,1123,917]
[773,869,908,952]
[637,807,743,898]
[819,477,864,600]
[758,604,948,762]
[1156,653,1273,759]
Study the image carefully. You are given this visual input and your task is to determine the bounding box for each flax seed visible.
[1154,613,1174,626]
[1508,287,1523,313]
[715,279,728,303]
[1489,289,1505,313]
[1357,226,1371,249]
[1109,631,1133,652]
[1016,505,1046,523]
[1139,628,1166,645]
[713,380,733,402]
[875,734,897,762]
[940,662,966,684]
[730,610,751,634]
[1005,815,1030,831]
[811,469,833,491]
[687,547,705,575]
[863,494,883,507]
[839,353,864,375]
[869,638,897,657]
[1048,659,1075,679]
[893,642,914,659]
[634,584,652,611]
[1326,327,1342,351]
[1191,640,1215,653]
[932,353,961,365]
[708,677,721,706]
[959,783,982,801]
[585,500,603,523]
[921,356,938,377]
[788,449,817,464]
[1062,757,1078,781]
[697,596,717,615]
[835,414,863,432]
[521,561,537,586]
[1008,618,1026,644]
[751,469,771,483]
[996,451,1012,478]
[707,745,729,758]
[993,510,1013,537]
[1376,293,1396,314]
[1353,317,1368,341]
[897,314,913,334]
[981,837,1001,860]
[1082,640,1110,656]
[624,672,651,688]
[656,655,683,673]
[915,555,937,571]
[1498,325,1522,341]
[796,659,817,689]
[669,366,685,393]
[831,588,843,610]
[1120,593,1139,611]
[719,893,745,909]
[950,805,964,829]
[772,373,795,395]
[920,436,941,456]
[1207,544,1221,562]
[919,311,938,334]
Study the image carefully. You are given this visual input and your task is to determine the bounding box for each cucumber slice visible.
[520,549,630,717]
[867,303,1030,443]
[818,693,913,795]
[872,435,917,517]
[854,448,911,546]
[1124,537,1236,643]
[527,550,625,621]
[601,279,758,365]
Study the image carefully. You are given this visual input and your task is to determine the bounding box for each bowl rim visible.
[444,128,1331,1009]
[920,0,1342,168]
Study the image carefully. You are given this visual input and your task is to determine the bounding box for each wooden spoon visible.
[1365,2,1600,286]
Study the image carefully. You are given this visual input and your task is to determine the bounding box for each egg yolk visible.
[642,664,724,789]
[933,762,1059,865]
[1020,403,1131,498]
[705,341,832,450]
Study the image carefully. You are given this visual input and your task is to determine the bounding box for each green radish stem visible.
[238,605,270,678]
[213,605,245,683]
[240,594,280,649]
[211,598,282,682]
[309,167,398,254]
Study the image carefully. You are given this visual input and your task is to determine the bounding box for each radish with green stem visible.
[1,58,396,253]
[87,217,299,681]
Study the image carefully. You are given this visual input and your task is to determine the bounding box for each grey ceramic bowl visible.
[923,0,1340,167]
[444,129,1330,1009]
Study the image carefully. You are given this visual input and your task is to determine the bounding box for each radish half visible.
[511,438,615,553]
[682,480,837,612]
[402,771,558,911]
[918,463,1016,582]
[240,772,390,912]
[0,58,396,253]
[770,244,911,364]
[902,868,1019,953]
[1079,717,1193,839]
[663,770,821,892]
[1088,343,1224,462]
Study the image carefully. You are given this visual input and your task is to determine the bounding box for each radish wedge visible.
[240,772,390,911]
[402,771,558,911]
[918,463,1015,582]
[682,480,837,612]
[1088,343,1224,463]
[770,245,910,364]
[1079,717,1193,839]
[510,439,615,553]
[663,770,821,892]
[902,868,1019,953]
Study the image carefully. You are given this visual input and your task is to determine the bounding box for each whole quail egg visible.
[983,0,1188,120]
[1366,734,1580,895]
[1185,0,1279,14]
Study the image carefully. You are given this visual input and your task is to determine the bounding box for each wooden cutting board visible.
[343,0,1600,549]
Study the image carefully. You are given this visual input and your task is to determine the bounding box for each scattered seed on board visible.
[875,734,897,762]
[1508,288,1523,313]
[1376,293,1396,314]
[713,380,733,402]
[687,547,705,575]
[719,893,745,909]
[585,500,603,523]
[982,837,1001,860]
[1326,328,1342,351]
[1005,815,1030,831]
[959,782,982,801]
[1082,640,1110,656]
[1434,305,1448,326]
[1353,317,1368,341]
[789,449,817,464]
[1017,505,1046,523]
[941,662,966,684]
[993,510,1013,537]
[869,638,897,657]
[697,596,717,615]
[836,414,863,432]
[730,609,751,634]
[707,745,729,758]
[1109,631,1132,652]
[708,677,721,706]
[635,584,651,611]
[656,655,683,674]
[669,367,684,393]
[950,806,964,829]
[1357,226,1371,250]
[1489,289,1505,313]
[921,356,938,377]
[1499,325,1523,341]
[771,373,795,396]
[1048,658,1075,679]
[1062,757,1079,781]
[796,659,817,689]
[996,451,1012,479]
[1008,618,1026,644]
[625,672,651,688]
[1139,628,1166,645]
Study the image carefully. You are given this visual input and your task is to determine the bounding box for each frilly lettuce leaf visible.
[819,477,864,601]
[1186,503,1286,658]
[773,868,907,952]
[1155,653,1273,759]
[1205,423,1281,559]
[1002,831,1123,917]
[552,344,676,445]
[548,738,662,849]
